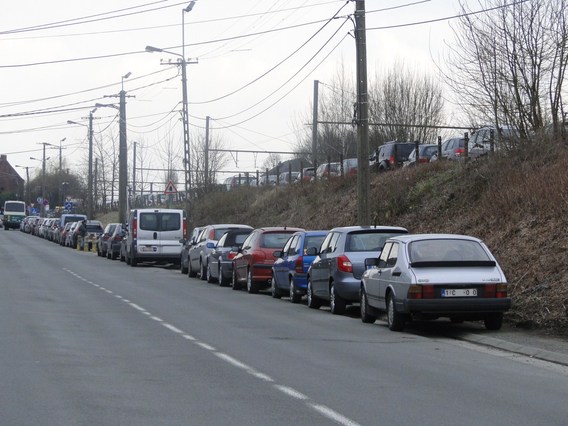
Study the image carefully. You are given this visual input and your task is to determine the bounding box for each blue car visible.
[271,230,328,303]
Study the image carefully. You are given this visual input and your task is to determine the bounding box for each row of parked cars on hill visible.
[21,208,511,332]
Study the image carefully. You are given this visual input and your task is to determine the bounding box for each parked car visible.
[188,224,253,279]
[105,224,126,260]
[278,171,301,185]
[224,175,258,191]
[342,158,358,176]
[360,234,511,331]
[272,230,328,303]
[60,222,75,246]
[259,174,278,186]
[97,223,119,257]
[180,226,204,274]
[301,167,315,182]
[232,227,304,293]
[315,162,341,179]
[124,208,186,267]
[369,141,415,171]
[468,126,518,159]
[206,228,253,286]
[403,144,438,167]
[432,137,465,161]
[65,222,81,247]
[307,225,408,315]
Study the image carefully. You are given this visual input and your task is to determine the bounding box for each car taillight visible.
[455,148,464,156]
[183,216,187,239]
[389,155,396,166]
[228,252,237,260]
[295,256,303,273]
[132,217,137,238]
[337,255,353,273]
[486,284,507,298]
[114,235,123,241]
[419,157,429,163]
[408,284,434,299]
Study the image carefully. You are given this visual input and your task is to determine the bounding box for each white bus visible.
[3,200,26,230]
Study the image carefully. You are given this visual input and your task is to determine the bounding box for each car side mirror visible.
[273,250,283,258]
[206,242,215,249]
[179,238,186,244]
[364,257,379,269]
[306,247,318,256]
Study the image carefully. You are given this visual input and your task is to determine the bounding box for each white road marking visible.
[63,267,362,426]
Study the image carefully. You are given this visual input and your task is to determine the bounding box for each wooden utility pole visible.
[312,80,319,178]
[355,1,370,225]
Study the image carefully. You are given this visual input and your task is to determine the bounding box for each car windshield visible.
[346,231,406,252]
[409,239,492,262]
[261,232,294,248]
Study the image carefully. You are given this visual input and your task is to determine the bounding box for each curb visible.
[456,333,568,367]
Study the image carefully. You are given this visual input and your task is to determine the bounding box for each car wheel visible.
[206,263,216,283]
[130,254,137,267]
[181,257,188,274]
[330,283,346,315]
[219,266,230,287]
[271,275,282,299]
[110,250,117,260]
[246,269,258,294]
[188,261,197,278]
[360,287,377,324]
[484,312,503,330]
[289,278,301,304]
[232,268,241,291]
[387,292,405,331]
[307,278,321,309]
[200,261,207,281]
[120,250,125,262]
[97,246,101,257]
[107,249,112,259]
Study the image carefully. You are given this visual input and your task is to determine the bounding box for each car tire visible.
[307,279,321,309]
[206,263,216,283]
[360,287,377,324]
[120,250,125,262]
[289,279,301,304]
[188,261,197,278]
[181,258,188,275]
[110,251,117,260]
[107,249,112,259]
[200,261,207,281]
[246,269,258,294]
[484,312,503,330]
[130,254,137,267]
[219,266,230,287]
[271,276,282,299]
[330,283,346,315]
[97,246,101,257]
[387,292,405,331]
[232,268,241,291]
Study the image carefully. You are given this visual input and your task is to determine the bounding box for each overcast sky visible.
[0,0,464,188]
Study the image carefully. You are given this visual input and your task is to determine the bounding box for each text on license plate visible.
[442,288,477,297]
[140,246,157,252]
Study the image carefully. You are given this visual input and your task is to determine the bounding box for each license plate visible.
[140,246,157,253]
[442,288,477,297]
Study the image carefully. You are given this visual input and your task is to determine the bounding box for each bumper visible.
[402,298,512,314]
[252,263,273,285]
[333,276,361,303]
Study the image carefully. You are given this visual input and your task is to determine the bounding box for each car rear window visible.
[261,232,294,248]
[140,212,180,231]
[409,239,492,263]
[87,225,104,233]
[346,231,407,252]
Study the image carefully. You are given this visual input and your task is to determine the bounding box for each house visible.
[0,154,25,200]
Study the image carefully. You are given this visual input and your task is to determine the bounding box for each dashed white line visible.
[64,267,361,426]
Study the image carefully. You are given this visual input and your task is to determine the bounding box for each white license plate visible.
[140,246,157,253]
[442,288,477,297]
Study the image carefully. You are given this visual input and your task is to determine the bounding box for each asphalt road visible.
[2,229,567,426]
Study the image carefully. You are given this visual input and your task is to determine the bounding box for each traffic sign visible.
[164,180,178,194]
[64,201,73,210]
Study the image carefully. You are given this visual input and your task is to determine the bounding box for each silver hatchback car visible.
[306,226,408,315]
[360,234,511,331]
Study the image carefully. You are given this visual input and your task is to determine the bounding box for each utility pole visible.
[205,116,210,192]
[132,141,137,207]
[94,158,98,212]
[312,80,319,178]
[87,108,97,219]
[118,88,128,223]
[41,143,47,217]
[58,137,65,210]
[355,1,370,225]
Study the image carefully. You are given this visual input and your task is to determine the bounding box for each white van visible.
[125,208,186,267]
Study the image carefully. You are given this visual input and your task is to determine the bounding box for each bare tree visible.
[190,131,228,192]
[445,0,567,138]
[368,61,445,148]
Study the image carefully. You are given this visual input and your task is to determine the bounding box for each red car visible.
[232,227,304,293]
